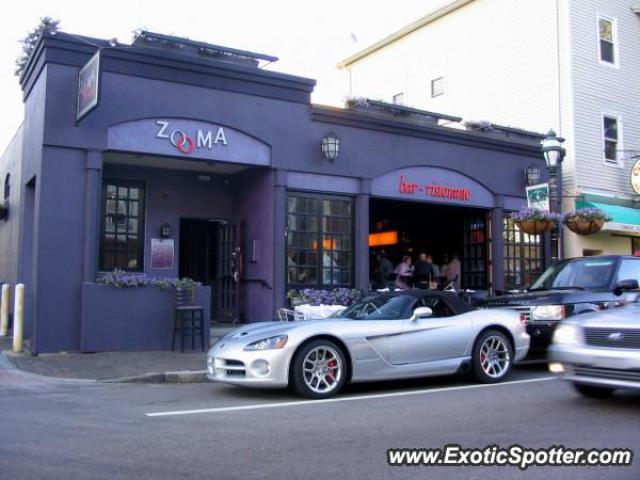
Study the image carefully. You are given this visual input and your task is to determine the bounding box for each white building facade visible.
[340,0,640,258]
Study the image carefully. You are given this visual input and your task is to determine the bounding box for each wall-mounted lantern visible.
[525,164,542,186]
[160,221,172,239]
[321,133,340,162]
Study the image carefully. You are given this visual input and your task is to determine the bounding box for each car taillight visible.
[519,313,527,325]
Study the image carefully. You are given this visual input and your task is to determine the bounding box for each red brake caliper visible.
[326,359,337,384]
[480,351,486,363]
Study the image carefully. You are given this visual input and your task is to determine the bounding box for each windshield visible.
[338,295,415,320]
[530,258,617,291]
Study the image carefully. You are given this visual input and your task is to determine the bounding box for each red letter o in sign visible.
[170,130,195,155]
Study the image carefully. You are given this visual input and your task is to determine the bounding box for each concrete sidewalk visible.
[0,323,237,383]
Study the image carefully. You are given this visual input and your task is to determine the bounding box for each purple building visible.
[0,31,549,353]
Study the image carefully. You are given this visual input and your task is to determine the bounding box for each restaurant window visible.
[632,237,640,257]
[503,217,544,290]
[287,193,353,289]
[597,17,616,66]
[99,179,145,272]
[603,115,620,164]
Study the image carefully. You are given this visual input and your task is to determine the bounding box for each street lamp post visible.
[541,130,566,263]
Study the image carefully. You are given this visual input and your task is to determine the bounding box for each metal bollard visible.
[12,284,24,353]
[0,284,8,336]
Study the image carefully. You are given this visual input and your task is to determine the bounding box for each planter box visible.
[515,219,554,235]
[81,283,211,352]
[565,217,605,236]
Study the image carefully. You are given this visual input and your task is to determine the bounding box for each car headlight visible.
[244,335,288,351]
[531,305,565,321]
[552,324,582,345]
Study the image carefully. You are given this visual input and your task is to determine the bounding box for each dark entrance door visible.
[217,220,242,324]
[179,219,218,319]
[462,214,489,289]
[179,219,242,324]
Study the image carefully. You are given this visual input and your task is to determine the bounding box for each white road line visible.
[146,376,556,418]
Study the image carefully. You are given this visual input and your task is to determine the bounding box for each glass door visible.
[217,220,242,324]
[463,214,488,289]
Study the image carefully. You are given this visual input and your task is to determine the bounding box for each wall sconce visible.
[321,133,340,162]
[160,222,172,238]
[525,164,542,186]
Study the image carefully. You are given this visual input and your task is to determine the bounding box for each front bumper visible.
[549,344,640,390]
[206,341,294,388]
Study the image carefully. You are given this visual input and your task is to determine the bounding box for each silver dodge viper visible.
[207,291,530,398]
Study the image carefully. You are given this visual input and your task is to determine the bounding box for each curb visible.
[101,370,208,384]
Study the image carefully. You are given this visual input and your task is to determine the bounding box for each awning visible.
[577,200,640,234]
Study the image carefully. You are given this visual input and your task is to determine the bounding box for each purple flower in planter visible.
[511,207,562,223]
[562,208,611,223]
[97,269,199,290]
[294,287,364,306]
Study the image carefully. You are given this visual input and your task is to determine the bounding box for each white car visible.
[549,293,640,398]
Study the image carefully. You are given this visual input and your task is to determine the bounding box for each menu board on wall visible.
[150,239,174,270]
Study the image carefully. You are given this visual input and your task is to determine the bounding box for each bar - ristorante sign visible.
[399,175,471,201]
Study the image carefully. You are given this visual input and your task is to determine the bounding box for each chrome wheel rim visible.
[302,346,343,394]
[479,335,511,378]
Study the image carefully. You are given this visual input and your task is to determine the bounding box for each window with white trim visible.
[598,17,616,65]
[603,115,620,164]
[392,92,404,105]
[431,77,444,97]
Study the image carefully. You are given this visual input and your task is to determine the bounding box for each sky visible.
[0,0,449,150]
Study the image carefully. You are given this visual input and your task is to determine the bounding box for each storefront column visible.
[490,201,505,294]
[355,180,370,291]
[83,151,103,282]
[273,170,287,311]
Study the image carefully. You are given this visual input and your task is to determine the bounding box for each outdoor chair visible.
[277,308,305,322]
[172,288,206,352]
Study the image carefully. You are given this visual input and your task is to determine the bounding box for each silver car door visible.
[387,297,472,365]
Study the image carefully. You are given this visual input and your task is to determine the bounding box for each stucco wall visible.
[232,168,275,321]
[0,125,23,286]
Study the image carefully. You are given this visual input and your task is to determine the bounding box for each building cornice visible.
[311,105,543,158]
[20,32,316,104]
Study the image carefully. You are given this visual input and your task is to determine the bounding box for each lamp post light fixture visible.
[321,133,340,162]
[525,164,542,186]
[160,221,172,239]
[541,129,566,171]
[540,129,567,263]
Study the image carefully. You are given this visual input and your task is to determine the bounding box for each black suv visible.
[482,256,640,354]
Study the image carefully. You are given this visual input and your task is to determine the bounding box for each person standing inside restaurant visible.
[427,255,440,288]
[440,254,450,285]
[447,253,462,289]
[394,255,414,289]
[414,253,434,289]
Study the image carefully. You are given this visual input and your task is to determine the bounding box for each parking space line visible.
[146,376,556,418]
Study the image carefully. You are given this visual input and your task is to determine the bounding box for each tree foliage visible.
[15,17,60,78]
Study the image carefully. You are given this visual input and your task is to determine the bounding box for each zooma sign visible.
[155,120,228,155]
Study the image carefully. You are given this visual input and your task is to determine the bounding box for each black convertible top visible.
[365,290,475,315]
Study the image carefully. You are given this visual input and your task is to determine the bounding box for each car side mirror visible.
[413,306,433,320]
[613,279,639,296]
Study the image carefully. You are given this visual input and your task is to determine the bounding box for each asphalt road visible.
[0,359,638,480]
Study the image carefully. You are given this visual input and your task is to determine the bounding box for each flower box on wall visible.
[80,283,211,352]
